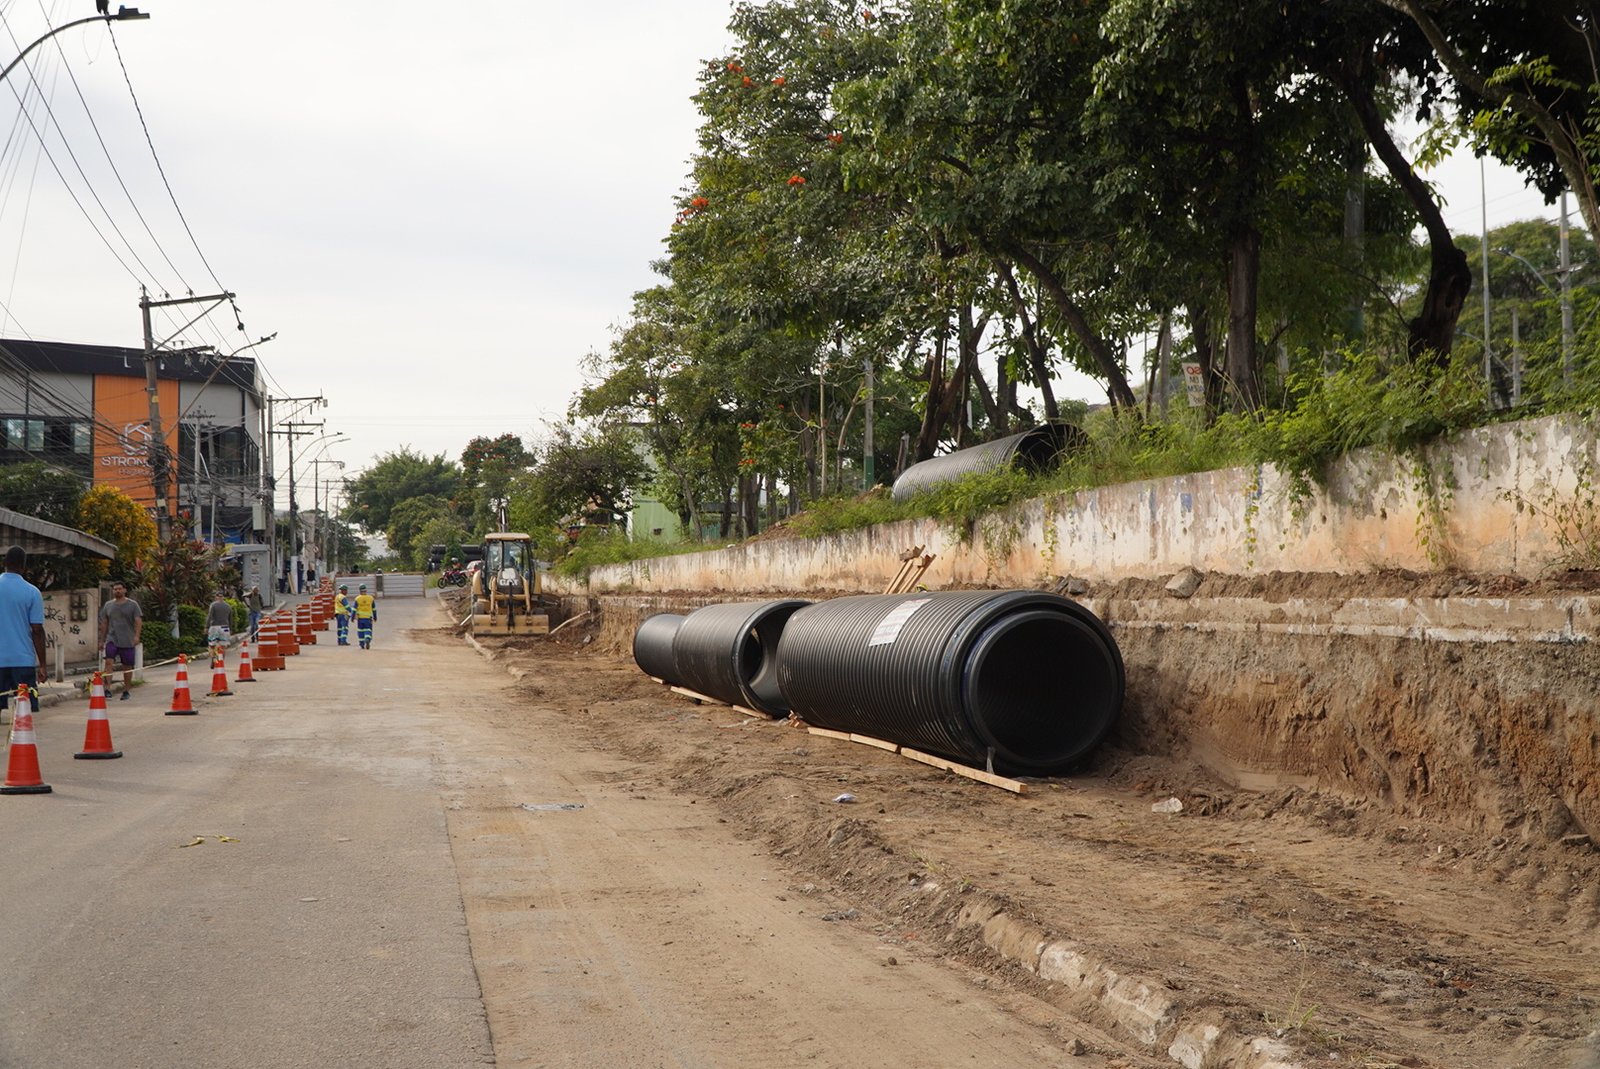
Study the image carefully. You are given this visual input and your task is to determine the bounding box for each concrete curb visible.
[954,900,1308,1069]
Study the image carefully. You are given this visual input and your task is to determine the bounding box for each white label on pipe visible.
[868,598,930,647]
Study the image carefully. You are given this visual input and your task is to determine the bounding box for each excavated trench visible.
[471,574,1600,1068]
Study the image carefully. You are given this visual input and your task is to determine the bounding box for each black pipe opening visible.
[962,610,1120,771]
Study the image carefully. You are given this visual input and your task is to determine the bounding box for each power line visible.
[0,9,168,287]
[107,22,227,295]
[33,0,190,289]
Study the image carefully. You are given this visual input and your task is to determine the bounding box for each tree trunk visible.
[995,259,1059,421]
[795,393,818,498]
[1003,242,1138,409]
[1337,58,1470,366]
[1225,226,1263,411]
[914,310,968,462]
[960,304,999,438]
[1186,302,1222,421]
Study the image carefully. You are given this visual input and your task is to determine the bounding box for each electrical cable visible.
[0,9,168,288]
[33,0,190,290]
[106,23,227,296]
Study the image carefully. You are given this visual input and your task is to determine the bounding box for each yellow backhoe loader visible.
[468,532,548,636]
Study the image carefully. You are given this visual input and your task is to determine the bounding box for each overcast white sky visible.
[0,1,1570,511]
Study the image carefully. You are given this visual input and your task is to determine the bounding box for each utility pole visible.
[140,287,234,539]
[1560,191,1575,387]
[277,421,323,593]
[310,457,344,579]
[263,395,322,598]
[862,349,875,490]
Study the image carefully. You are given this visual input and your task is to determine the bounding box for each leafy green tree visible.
[459,434,534,535]
[76,484,158,584]
[140,518,224,623]
[0,461,85,525]
[384,495,450,567]
[344,449,461,534]
[412,515,472,571]
[511,423,647,539]
[1380,0,1600,244]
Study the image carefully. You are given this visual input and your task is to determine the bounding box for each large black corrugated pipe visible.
[671,600,812,716]
[632,613,686,684]
[775,591,1123,775]
[890,422,1087,502]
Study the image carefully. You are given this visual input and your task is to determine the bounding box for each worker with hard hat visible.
[334,584,353,646]
[353,584,378,650]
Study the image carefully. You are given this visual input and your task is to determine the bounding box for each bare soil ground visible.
[447,583,1600,1069]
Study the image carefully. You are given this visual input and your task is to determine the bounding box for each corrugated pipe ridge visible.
[670,600,811,715]
[890,422,1085,502]
[776,591,1123,775]
[632,613,686,683]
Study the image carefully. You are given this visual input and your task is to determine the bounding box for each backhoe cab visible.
[469,533,548,636]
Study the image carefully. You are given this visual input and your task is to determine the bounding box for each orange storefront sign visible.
[93,374,178,511]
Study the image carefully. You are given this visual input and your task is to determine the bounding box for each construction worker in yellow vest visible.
[354,585,378,650]
[334,584,353,646]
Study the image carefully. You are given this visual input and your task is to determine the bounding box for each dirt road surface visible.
[0,596,1136,1068]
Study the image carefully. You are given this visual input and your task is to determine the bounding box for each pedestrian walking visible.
[245,584,264,640]
[206,592,233,645]
[0,546,45,717]
[97,580,143,700]
[334,584,353,646]
[354,584,377,650]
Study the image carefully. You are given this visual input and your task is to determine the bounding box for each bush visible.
[140,619,207,661]
[177,604,207,643]
[551,529,700,578]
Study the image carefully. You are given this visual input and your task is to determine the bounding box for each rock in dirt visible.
[1165,567,1204,598]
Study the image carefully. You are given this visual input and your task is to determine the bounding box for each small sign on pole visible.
[1182,362,1206,408]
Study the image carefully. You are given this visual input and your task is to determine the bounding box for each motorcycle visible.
[439,565,468,588]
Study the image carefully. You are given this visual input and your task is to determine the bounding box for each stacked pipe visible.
[635,591,1123,775]
[631,613,687,684]
[776,591,1122,775]
[890,422,1087,503]
[667,600,811,716]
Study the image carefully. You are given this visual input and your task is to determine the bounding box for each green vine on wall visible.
[1243,465,1263,572]
[1408,451,1459,568]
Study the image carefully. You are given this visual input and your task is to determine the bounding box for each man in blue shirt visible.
[0,545,46,716]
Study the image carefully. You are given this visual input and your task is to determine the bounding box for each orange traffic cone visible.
[235,638,256,682]
[2,685,51,794]
[208,649,234,697]
[76,672,122,760]
[166,654,197,716]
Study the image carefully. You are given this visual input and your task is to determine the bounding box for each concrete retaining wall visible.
[550,412,1600,597]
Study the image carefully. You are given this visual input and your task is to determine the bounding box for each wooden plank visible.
[806,726,853,741]
[648,676,665,685]
[883,545,926,594]
[900,747,1030,794]
[850,733,901,753]
[670,685,727,706]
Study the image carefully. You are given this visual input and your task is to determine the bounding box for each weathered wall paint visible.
[551,413,1600,596]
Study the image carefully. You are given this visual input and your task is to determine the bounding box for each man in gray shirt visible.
[206,593,233,645]
[98,582,143,700]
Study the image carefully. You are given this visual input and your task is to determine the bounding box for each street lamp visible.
[0,8,149,88]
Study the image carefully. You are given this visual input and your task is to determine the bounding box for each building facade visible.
[0,338,266,544]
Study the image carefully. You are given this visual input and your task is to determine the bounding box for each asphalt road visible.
[0,599,492,1069]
